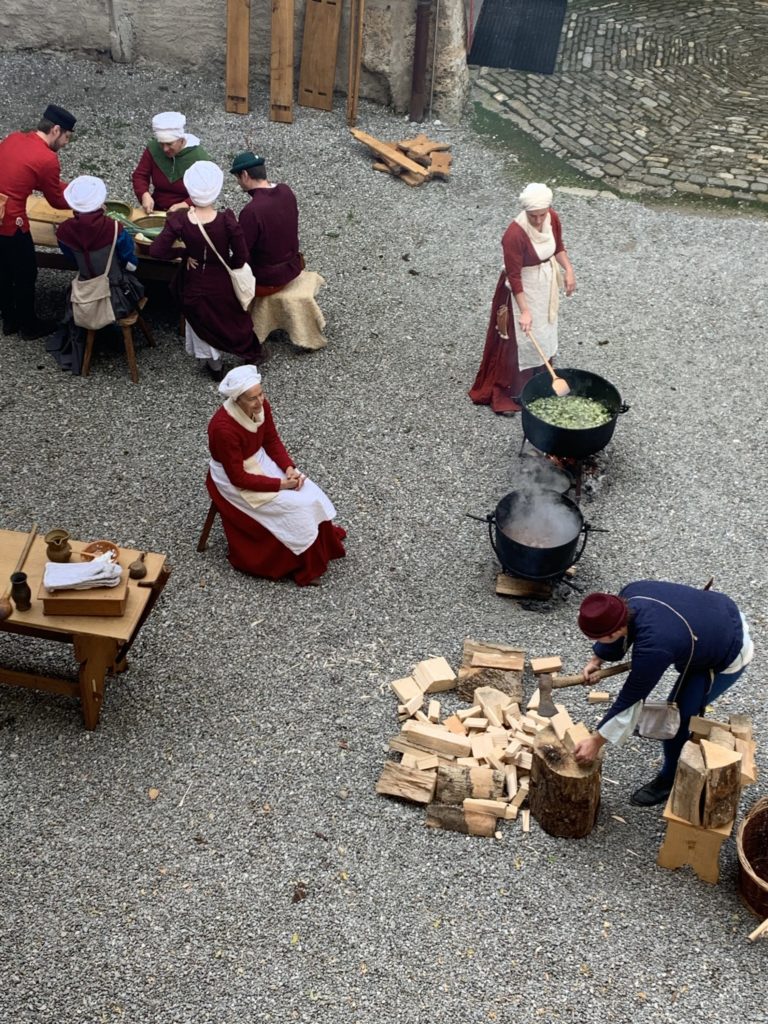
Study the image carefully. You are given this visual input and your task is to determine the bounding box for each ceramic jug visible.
[45,528,72,563]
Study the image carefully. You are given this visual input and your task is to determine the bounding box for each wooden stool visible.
[82,311,156,384]
[197,501,218,552]
[657,798,734,884]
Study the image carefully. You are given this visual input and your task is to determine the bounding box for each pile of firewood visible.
[350,129,452,186]
[670,714,757,827]
[376,640,594,838]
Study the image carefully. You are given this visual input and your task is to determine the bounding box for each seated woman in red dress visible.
[207,365,347,586]
[469,182,576,415]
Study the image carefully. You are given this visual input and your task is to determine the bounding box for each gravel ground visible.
[1,51,767,1024]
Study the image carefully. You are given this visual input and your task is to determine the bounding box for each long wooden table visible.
[28,196,180,284]
[0,530,170,729]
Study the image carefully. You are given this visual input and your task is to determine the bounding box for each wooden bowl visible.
[81,540,121,562]
[132,214,167,231]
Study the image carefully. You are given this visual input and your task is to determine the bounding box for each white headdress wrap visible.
[183,161,224,207]
[64,175,107,213]
[518,182,553,211]
[152,111,186,143]
[219,365,262,400]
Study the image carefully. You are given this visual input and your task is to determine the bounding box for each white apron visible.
[510,211,562,371]
[209,448,337,555]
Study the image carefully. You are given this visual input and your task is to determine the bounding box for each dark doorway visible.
[468,0,567,74]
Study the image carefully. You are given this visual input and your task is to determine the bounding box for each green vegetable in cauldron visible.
[528,395,611,429]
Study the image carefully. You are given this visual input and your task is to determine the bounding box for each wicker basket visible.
[737,795,768,918]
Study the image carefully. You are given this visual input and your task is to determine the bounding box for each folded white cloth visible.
[44,557,122,591]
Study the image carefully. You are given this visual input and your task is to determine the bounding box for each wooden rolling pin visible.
[551,661,632,689]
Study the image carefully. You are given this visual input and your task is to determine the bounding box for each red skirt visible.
[206,474,346,586]
[469,272,544,414]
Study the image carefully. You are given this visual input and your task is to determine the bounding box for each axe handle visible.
[551,661,632,689]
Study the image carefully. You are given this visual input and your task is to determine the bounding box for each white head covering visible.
[152,111,187,143]
[183,161,224,207]
[219,365,262,400]
[519,182,553,211]
[64,175,107,213]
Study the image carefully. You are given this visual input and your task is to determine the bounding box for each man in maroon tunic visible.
[230,151,303,296]
[0,103,75,338]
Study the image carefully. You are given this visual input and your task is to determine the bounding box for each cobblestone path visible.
[472,0,768,203]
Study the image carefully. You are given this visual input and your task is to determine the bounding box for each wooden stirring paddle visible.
[525,330,571,397]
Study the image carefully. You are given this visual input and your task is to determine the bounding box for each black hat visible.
[43,104,76,131]
[230,151,265,174]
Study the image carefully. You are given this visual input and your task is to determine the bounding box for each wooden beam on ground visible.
[226,0,251,113]
[350,129,430,177]
[270,0,294,123]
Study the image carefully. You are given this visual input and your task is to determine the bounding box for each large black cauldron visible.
[521,368,629,459]
[484,489,590,581]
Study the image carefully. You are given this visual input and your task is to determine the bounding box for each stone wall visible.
[0,0,469,123]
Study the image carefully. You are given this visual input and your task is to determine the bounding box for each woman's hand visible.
[564,270,576,296]
[582,655,603,683]
[280,476,299,490]
[141,192,155,214]
[283,468,307,491]
[168,201,188,213]
[518,309,533,334]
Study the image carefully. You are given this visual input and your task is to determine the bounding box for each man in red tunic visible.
[230,151,303,296]
[0,103,76,338]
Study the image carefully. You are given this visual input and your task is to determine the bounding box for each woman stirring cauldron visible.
[469,182,576,416]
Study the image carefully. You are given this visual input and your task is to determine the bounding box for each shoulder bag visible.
[191,211,256,312]
[631,596,696,741]
[70,223,118,330]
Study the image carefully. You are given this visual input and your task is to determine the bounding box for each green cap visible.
[230,151,265,174]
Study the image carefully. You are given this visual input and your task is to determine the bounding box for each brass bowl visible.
[132,214,167,231]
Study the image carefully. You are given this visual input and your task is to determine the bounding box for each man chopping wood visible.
[572,581,753,806]
[230,151,304,295]
[0,103,76,338]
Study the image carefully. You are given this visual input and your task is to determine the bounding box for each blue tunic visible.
[593,580,743,729]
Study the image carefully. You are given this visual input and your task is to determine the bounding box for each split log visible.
[529,726,602,838]
[734,737,758,786]
[435,765,504,805]
[459,639,524,704]
[425,802,496,836]
[700,738,741,829]
[728,714,753,742]
[670,740,706,826]
[401,720,471,757]
[376,761,436,804]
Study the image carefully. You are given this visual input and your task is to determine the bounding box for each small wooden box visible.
[38,571,129,617]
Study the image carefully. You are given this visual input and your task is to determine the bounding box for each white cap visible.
[64,175,107,213]
[219,365,262,399]
[519,182,553,211]
[183,161,224,207]
[152,111,187,143]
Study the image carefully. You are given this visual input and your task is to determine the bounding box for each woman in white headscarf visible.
[49,175,144,374]
[470,182,576,415]
[132,111,212,213]
[206,365,347,586]
[149,160,262,378]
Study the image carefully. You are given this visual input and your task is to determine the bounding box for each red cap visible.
[578,593,628,639]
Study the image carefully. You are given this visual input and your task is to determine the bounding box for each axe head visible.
[537,673,558,718]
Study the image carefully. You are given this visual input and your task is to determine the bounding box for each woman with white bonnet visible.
[470,182,576,415]
[50,175,144,373]
[132,111,211,214]
[206,365,347,586]
[149,160,262,379]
